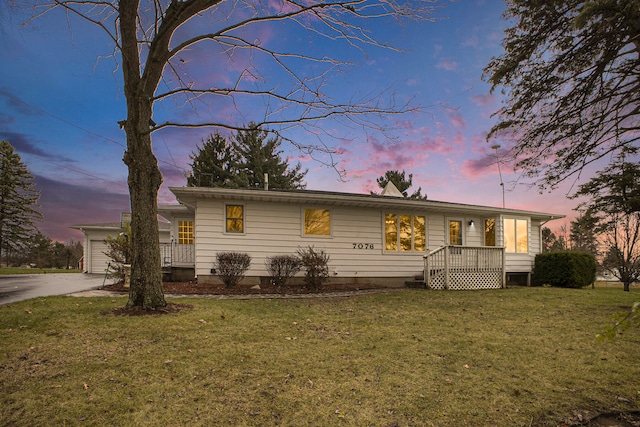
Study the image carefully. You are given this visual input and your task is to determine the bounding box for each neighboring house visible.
[70,216,170,274]
[158,184,564,289]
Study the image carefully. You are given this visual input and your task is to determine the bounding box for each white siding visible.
[194,199,431,280]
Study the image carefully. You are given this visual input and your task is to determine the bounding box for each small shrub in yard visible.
[533,251,597,288]
[296,246,330,290]
[265,255,301,289]
[103,224,132,284]
[214,252,251,288]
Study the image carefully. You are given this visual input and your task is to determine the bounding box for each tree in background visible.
[484,1,640,190]
[373,170,426,199]
[570,209,599,257]
[541,227,566,253]
[232,123,307,190]
[64,239,84,269]
[27,231,52,268]
[0,140,42,266]
[187,125,308,189]
[575,159,640,291]
[186,133,240,188]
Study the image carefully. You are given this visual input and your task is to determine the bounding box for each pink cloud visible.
[446,108,466,129]
[459,154,496,179]
[470,93,496,107]
[436,59,458,71]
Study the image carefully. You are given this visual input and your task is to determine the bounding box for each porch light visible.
[468,220,474,227]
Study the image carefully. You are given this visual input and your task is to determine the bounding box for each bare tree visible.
[18,0,435,309]
[575,159,640,291]
[484,1,640,190]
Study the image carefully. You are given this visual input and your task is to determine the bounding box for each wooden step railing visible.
[424,246,505,290]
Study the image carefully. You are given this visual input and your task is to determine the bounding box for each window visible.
[504,218,528,253]
[385,213,426,252]
[449,220,462,245]
[304,209,331,236]
[385,214,398,251]
[484,219,496,247]
[226,205,244,233]
[178,220,194,244]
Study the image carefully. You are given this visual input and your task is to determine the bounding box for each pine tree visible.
[570,210,599,256]
[186,132,240,188]
[187,125,308,190]
[232,123,307,190]
[0,141,43,266]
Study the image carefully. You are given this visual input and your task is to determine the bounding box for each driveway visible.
[0,273,107,306]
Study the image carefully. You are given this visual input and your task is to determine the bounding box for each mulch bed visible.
[103,281,383,296]
[102,282,384,316]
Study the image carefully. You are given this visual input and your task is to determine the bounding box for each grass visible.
[0,267,81,275]
[1,287,639,426]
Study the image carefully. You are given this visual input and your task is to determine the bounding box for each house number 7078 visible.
[353,243,374,250]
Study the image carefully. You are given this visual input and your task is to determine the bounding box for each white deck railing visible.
[424,246,505,290]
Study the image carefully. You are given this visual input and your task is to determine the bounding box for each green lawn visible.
[1,287,638,426]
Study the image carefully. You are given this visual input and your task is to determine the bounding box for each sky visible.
[0,0,590,243]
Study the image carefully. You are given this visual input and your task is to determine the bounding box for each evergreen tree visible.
[542,227,558,253]
[187,124,307,190]
[373,170,426,199]
[570,209,600,256]
[0,141,42,266]
[186,132,240,188]
[232,123,307,190]
[26,231,52,268]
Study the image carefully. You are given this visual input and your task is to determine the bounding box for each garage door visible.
[89,241,110,274]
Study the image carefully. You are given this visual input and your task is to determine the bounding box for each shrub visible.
[533,251,597,288]
[296,246,330,290]
[103,225,131,284]
[214,252,251,288]
[265,255,301,288]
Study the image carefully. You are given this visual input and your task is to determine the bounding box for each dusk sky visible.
[0,0,590,243]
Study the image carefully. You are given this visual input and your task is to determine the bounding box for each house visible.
[70,214,171,275]
[157,184,564,289]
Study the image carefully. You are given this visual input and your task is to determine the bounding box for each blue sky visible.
[0,0,584,242]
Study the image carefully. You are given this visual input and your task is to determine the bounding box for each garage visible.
[70,218,171,274]
[89,240,110,274]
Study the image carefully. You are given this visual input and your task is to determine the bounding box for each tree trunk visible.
[624,281,631,292]
[119,0,166,309]
[122,102,166,309]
